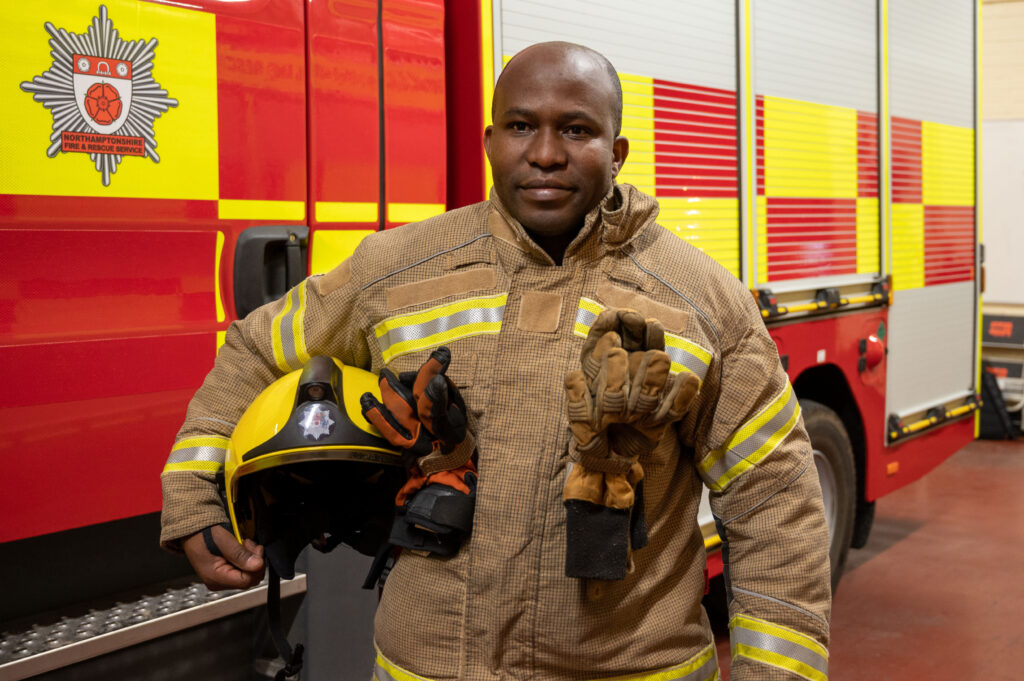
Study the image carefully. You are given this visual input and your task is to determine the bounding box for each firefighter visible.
[162,41,831,680]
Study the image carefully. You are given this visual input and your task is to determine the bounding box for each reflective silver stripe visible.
[575,304,598,332]
[162,436,230,474]
[273,283,309,372]
[279,286,301,368]
[732,627,828,678]
[664,338,711,382]
[730,615,828,681]
[378,305,504,353]
[699,383,800,491]
[373,661,399,681]
[669,645,719,681]
[164,445,226,465]
[373,645,717,681]
[374,294,507,363]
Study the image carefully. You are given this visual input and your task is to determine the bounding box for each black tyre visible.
[800,400,856,593]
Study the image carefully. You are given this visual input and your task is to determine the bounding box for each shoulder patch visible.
[385,267,498,311]
[315,258,351,296]
[597,281,688,333]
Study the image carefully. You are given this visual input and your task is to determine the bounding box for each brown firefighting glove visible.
[564,309,700,581]
[360,347,476,556]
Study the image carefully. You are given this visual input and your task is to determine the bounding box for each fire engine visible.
[0,0,980,677]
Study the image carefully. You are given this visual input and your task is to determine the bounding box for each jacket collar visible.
[488,183,660,264]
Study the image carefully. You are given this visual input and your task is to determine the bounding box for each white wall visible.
[982,0,1024,306]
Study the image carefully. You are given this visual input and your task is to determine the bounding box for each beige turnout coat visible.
[161,185,831,681]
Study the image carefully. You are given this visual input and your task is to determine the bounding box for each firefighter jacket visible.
[161,184,831,681]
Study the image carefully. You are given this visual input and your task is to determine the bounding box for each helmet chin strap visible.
[267,565,304,681]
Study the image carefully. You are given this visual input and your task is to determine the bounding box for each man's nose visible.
[527,127,567,168]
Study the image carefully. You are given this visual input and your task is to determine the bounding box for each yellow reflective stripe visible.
[217,199,305,221]
[172,436,230,450]
[387,203,446,224]
[731,615,828,681]
[699,383,800,491]
[293,282,309,365]
[574,298,711,380]
[374,648,434,681]
[664,334,712,381]
[316,201,377,223]
[374,293,507,363]
[162,436,229,474]
[162,460,223,474]
[574,296,604,338]
[374,645,718,681]
[590,643,718,681]
[271,283,310,373]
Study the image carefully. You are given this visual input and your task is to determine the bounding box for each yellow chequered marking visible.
[855,197,880,274]
[698,382,800,491]
[387,203,446,224]
[756,195,768,284]
[316,201,377,223]
[218,199,305,221]
[574,298,711,382]
[891,202,924,291]
[271,282,310,372]
[162,436,229,474]
[731,614,828,681]
[763,96,858,199]
[618,72,656,196]
[922,122,974,206]
[310,229,373,276]
[658,197,741,276]
[374,293,507,364]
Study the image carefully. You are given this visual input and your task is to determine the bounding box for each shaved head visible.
[494,42,623,136]
[484,41,629,261]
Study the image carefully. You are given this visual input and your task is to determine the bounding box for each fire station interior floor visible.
[713,438,1024,681]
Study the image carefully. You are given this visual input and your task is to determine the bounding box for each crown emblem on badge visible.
[20,5,178,186]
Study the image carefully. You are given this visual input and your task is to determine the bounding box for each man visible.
[162,42,831,680]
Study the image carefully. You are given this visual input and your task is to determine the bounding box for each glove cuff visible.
[564,499,630,580]
[417,430,476,475]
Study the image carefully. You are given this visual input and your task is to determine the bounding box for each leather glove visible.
[564,309,700,581]
[360,347,476,556]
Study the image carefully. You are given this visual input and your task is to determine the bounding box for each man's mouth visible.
[519,181,573,200]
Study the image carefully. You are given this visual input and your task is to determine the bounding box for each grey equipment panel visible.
[889,0,974,127]
[886,281,976,419]
[753,0,878,112]
[498,1,735,90]
[885,0,977,425]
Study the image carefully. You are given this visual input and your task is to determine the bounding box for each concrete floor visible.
[714,438,1024,680]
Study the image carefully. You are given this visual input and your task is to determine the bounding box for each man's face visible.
[484,47,628,242]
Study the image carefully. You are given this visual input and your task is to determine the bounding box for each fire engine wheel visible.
[801,399,857,593]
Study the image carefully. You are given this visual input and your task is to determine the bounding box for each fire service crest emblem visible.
[20,5,178,186]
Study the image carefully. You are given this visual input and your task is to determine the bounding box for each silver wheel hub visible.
[813,448,837,543]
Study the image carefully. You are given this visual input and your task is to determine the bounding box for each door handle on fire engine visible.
[233,225,309,319]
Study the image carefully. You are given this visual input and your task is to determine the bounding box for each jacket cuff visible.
[160,471,229,552]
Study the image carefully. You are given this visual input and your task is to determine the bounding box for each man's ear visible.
[483,125,494,161]
[610,136,629,179]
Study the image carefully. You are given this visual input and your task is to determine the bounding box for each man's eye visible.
[565,125,589,137]
[509,121,530,132]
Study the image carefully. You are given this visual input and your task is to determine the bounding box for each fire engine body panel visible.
[0,0,979,675]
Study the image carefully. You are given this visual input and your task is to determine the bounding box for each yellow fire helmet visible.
[225,356,404,581]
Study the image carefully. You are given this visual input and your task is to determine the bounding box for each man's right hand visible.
[182,524,265,590]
